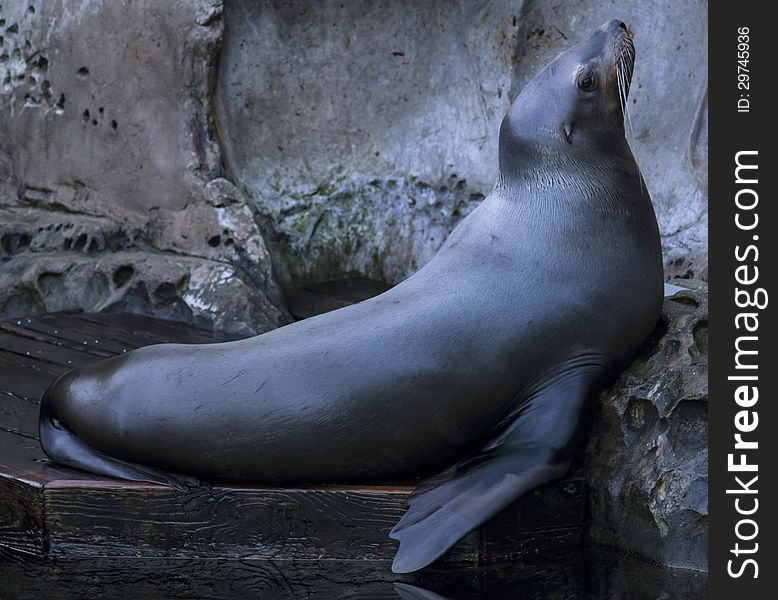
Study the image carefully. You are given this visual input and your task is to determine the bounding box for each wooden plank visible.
[10,317,135,356]
[71,312,242,344]
[0,362,59,403]
[0,351,63,377]
[0,321,120,359]
[0,348,64,373]
[13,311,235,356]
[0,392,40,439]
[0,429,100,487]
[0,473,46,560]
[0,430,48,560]
[42,475,582,564]
[43,482,476,564]
[0,332,106,369]
[30,313,182,349]
[479,475,585,562]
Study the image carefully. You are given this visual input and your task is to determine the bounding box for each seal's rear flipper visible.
[39,401,199,491]
[389,371,601,573]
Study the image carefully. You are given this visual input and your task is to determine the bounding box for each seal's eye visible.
[577,73,598,92]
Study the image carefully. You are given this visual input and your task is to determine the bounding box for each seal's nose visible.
[600,19,628,33]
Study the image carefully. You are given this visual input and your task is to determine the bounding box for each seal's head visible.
[500,19,636,169]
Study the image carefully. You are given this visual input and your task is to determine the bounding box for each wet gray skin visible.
[40,19,662,574]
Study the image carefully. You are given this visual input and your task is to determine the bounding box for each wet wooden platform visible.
[0,281,584,566]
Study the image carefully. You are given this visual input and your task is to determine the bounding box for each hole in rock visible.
[692,320,708,358]
[37,272,64,295]
[670,294,699,308]
[72,233,87,251]
[112,265,135,287]
[153,282,179,303]
[1,232,31,254]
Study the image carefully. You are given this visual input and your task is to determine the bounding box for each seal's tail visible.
[39,388,198,491]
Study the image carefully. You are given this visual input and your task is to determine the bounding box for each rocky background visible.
[0,0,707,572]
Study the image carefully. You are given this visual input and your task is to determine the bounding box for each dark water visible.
[0,546,706,599]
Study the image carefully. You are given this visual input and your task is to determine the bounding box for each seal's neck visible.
[495,112,639,207]
[493,132,643,221]
[500,111,627,170]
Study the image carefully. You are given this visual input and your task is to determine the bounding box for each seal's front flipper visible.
[39,401,199,491]
[389,371,601,573]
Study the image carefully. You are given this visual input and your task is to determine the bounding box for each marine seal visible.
[39,19,662,573]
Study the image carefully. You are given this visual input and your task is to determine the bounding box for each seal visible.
[39,19,662,573]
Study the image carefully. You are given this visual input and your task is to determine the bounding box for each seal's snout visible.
[600,19,628,34]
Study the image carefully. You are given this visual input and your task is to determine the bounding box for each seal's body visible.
[40,20,662,573]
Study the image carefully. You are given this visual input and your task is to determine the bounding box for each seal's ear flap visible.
[561,122,574,144]
[389,370,601,573]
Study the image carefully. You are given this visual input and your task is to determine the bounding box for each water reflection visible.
[0,546,706,599]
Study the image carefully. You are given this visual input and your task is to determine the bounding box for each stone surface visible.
[0,0,287,332]
[2,0,708,305]
[585,281,708,571]
[216,0,707,287]
[0,249,281,336]
[215,0,514,285]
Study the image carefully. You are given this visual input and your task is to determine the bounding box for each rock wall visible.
[215,0,515,285]
[586,282,708,571]
[0,0,287,334]
[1,0,707,319]
[216,0,708,287]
